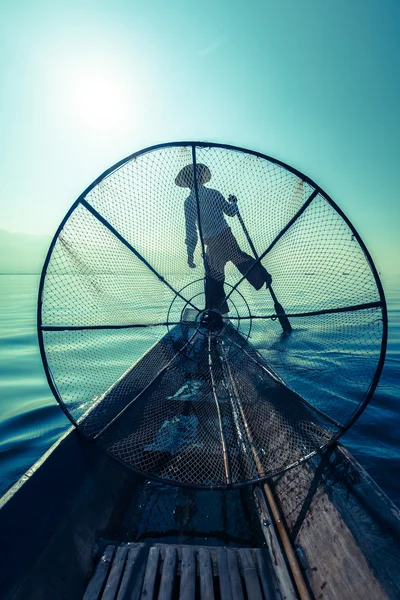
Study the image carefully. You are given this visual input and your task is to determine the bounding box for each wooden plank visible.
[273,450,395,599]
[180,546,196,600]
[117,544,147,600]
[295,493,387,600]
[255,549,277,600]
[158,546,177,600]
[198,547,214,600]
[83,546,116,600]
[141,546,160,600]
[216,548,232,600]
[102,546,129,600]
[227,549,244,600]
[253,487,297,600]
[238,549,263,600]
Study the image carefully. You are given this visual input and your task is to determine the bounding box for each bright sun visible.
[49,44,150,136]
[64,66,135,131]
[41,27,158,141]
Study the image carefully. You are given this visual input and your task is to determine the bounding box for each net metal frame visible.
[37,141,388,490]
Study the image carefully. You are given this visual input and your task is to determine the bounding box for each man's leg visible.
[227,229,271,290]
[205,236,229,313]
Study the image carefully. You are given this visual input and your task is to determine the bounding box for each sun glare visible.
[64,66,136,131]
[45,37,151,136]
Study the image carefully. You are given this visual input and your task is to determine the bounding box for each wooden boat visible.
[1,321,400,600]
[3,140,395,599]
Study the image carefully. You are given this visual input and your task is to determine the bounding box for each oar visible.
[229,195,292,334]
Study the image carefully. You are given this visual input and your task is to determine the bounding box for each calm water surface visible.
[0,274,399,504]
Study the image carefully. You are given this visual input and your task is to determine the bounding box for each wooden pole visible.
[232,201,292,334]
[208,335,232,486]
[221,343,311,600]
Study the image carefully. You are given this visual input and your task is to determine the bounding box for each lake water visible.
[0,273,399,505]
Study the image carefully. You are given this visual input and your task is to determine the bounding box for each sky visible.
[0,0,399,274]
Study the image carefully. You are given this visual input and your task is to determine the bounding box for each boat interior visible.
[1,323,400,599]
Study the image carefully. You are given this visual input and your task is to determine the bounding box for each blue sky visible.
[1,0,399,273]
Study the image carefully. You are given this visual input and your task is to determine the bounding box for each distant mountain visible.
[0,230,51,274]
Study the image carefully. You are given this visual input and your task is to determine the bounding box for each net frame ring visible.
[166,278,253,347]
[196,308,226,337]
[37,140,388,490]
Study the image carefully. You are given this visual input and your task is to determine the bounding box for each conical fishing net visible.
[38,142,387,489]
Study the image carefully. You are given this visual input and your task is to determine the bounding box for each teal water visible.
[0,274,399,504]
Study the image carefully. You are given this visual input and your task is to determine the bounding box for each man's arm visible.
[184,199,197,266]
[218,192,238,217]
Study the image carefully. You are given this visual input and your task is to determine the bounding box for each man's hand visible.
[188,256,196,269]
[228,194,238,203]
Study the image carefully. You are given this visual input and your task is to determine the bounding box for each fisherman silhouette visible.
[175,163,272,314]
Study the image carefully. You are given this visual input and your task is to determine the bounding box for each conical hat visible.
[175,163,211,188]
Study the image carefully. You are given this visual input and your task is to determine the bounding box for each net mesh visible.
[39,142,386,488]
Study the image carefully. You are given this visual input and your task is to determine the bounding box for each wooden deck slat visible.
[83,546,116,600]
[141,546,160,600]
[102,546,129,600]
[239,549,263,600]
[117,544,147,600]
[158,546,177,600]
[85,543,275,600]
[199,547,215,600]
[256,549,276,600]
[180,546,196,600]
[227,549,244,600]
[217,548,233,600]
